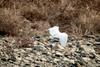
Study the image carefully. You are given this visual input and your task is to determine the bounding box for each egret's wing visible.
[59,33,68,47]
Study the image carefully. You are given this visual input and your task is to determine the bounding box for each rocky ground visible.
[0,35,100,67]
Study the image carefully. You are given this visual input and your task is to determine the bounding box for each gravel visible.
[0,35,100,67]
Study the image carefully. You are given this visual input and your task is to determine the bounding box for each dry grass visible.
[15,36,35,48]
[0,0,100,37]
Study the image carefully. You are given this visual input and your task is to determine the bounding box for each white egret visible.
[48,26,68,47]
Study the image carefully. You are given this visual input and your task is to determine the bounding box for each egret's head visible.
[48,26,60,37]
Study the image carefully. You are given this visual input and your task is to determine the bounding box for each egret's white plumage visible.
[59,33,68,47]
[48,26,68,47]
[48,26,60,38]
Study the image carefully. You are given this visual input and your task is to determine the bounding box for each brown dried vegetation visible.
[0,0,100,36]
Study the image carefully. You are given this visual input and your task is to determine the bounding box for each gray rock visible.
[86,41,93,46]
[95,35,100,42]
[94,42,100,45]
[53,58,60,62]
[24,48,32,52]
[32,45,46,51]
[95,59,100,64]
[89,53,96,59]
[81,45,95,54]
[82,57,91,63]
[40,58,47,62]
[55,51,63,57]
[63,57,75,63]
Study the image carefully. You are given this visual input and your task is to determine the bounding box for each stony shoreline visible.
[0,35,100,67]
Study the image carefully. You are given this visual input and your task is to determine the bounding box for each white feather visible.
[59,33,68,47]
